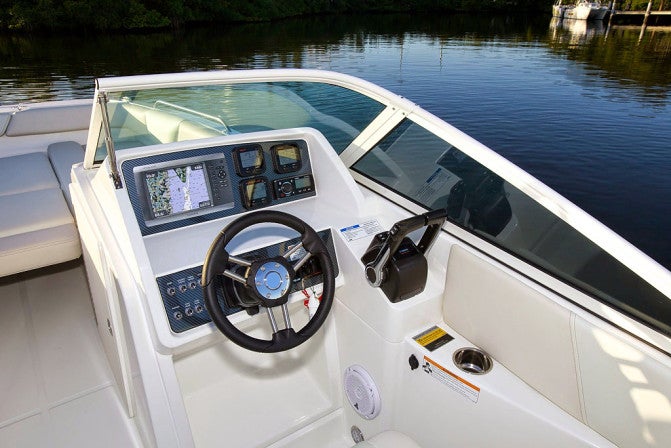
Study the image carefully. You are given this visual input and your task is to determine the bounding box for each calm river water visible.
[1,14,670,269]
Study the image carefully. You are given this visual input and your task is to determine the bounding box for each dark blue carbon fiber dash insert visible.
[121,139,314,236]
[157,229,338,333]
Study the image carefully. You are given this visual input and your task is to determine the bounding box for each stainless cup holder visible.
[453,347,493,375]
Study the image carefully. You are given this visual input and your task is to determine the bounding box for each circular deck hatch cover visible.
[344,365,381,420]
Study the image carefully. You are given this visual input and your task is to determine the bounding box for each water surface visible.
[1,14,669,269]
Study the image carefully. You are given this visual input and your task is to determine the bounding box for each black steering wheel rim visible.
[202,210,335,353]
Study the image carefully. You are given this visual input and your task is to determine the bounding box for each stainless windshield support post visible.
[97,91,122,189]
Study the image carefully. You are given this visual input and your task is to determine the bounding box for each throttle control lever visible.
[361,209,447,302]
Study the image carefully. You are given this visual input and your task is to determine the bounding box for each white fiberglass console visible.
[71,127,369,447]
[91,127,359,353]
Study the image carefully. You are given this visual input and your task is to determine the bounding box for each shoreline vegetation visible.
[0,0,554,33]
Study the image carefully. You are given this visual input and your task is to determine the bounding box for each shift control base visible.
[361,209,447,302]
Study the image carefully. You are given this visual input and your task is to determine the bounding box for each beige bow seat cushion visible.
[0,152,81,276]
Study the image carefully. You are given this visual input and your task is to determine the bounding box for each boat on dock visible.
[1,69,670,447]
[554,1,610,20]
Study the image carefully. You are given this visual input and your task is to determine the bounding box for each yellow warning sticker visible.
[413,326,453,351]
[423,355,480,403]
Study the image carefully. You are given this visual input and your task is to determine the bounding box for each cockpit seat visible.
[47,140,84,212]
[354,430,422,448]
[0,151,81,277]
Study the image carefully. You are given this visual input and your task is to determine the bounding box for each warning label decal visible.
[413,325,453,352]
[339,220,384,242]
[422,355,480,403]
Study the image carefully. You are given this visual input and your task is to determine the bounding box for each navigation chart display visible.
[124,141,313,234]
[133,153,235,227]
[146,163,211,218]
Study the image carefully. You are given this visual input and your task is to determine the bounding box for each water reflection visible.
[0,14,669,105]
[549,17,606,45]
[546,17,671,103]
[0,14,669,269]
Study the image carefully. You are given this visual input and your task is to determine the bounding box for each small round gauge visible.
[239,177,270,209]
[233,145,265,177]
[271,143,302,174]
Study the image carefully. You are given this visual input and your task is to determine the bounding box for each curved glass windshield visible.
[353,119,671,336]
[95,82,385,163]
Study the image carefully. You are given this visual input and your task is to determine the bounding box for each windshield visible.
[353,118,671,336]
[95,81,385,163]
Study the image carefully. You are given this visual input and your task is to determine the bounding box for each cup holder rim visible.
[452,346,493,375]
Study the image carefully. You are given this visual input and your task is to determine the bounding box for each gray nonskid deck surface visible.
[0,261,141,447]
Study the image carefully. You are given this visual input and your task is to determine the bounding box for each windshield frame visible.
[84,69,405,169]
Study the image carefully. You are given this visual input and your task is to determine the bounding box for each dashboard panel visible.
[118,136,338,335]
[120,139,316,236]
[156,229,338,333]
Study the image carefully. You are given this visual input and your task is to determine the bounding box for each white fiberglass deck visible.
[0,261,141,448]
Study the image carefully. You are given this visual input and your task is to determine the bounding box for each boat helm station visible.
[2,69,671,448]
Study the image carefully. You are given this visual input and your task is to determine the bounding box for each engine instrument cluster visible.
[121,139,316,236]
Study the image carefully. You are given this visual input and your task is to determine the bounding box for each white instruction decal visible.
[340,220,383,242]
[414,167,457,205]
[422,356,480,403]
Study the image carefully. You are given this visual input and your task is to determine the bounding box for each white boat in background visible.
[553,1,570,18]
[554,1,610,20]
[1,69,671,448]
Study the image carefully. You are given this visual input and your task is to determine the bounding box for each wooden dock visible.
[607,2,671,40]
[611,10,671,18]
[607,0,670,25]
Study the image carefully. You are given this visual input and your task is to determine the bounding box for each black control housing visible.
[361,209,447,303]
[362,234,427,302]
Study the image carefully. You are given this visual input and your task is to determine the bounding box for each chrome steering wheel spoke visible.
[265,307,279,333]
[292,251,313,272]
[222,269,247,285]
[280,303,292,331]
[283,241,313,272]
[264,303,293,335]
[229,255,253,267]
[220,254,254,284]
[283,242,304,261]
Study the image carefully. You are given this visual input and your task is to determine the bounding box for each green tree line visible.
[0,0,554,32]
[614,0,667,9]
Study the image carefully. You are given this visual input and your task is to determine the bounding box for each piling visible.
[639,0,654,41]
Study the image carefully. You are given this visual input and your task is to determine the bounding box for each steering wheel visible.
[202,210,335,353]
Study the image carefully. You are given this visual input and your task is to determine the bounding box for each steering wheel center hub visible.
[255,261,291,300]
[202,210,335,353]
